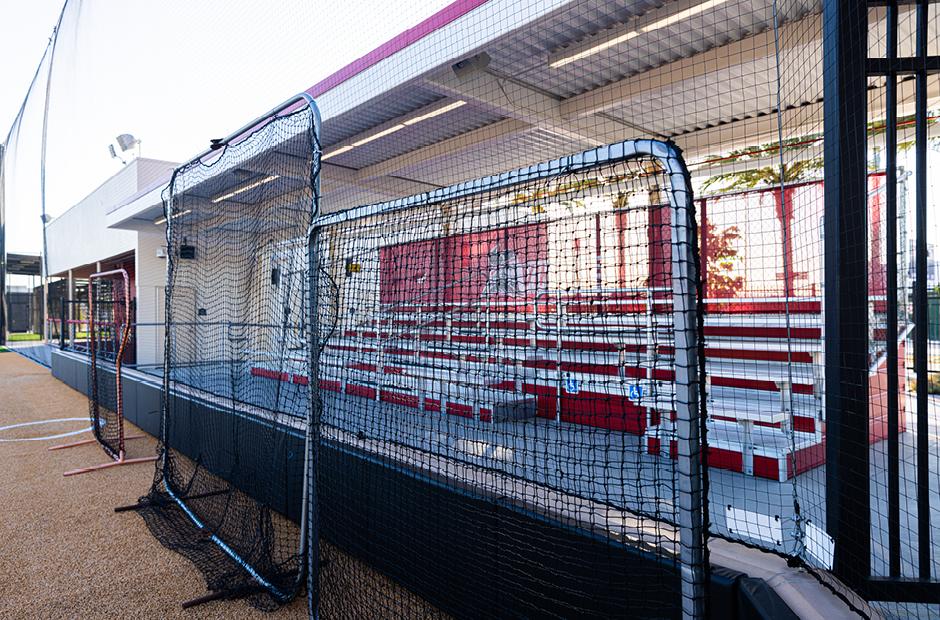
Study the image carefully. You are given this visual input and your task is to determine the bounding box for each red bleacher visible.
[251,290,905,482]
[251,175,904,482]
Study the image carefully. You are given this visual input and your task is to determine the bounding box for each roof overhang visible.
[5,253,42,276]
[107,0,940,233]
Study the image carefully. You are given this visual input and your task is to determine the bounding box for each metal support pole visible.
[823,0,870,588]
[0,142,5,347]
[307,225,322,618]
[884,0,901,580]
[663,141,706,620]
[914,0,931,582]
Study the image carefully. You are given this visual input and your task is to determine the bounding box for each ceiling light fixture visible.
[321,145,355,161]
[153,209,192,226]
[641,0,728,31]
[549,30,639,68]
[319,99,467,161]
[211,174,279,204]
[352,124,406,147]
[403,100,467,125]
[549,0,729,68]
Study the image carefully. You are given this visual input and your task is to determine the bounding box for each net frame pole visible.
[305,97,324,619]
[156,92,321,605]
[306,138,706,619]
[52,268,157,475]
[0,142,6,348]
[662,141,708,620]
[823,0,871,589]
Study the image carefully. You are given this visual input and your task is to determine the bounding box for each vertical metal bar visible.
[661,140,706,620]
[304,94,323,619]
[914,0,931,582]
[823,0,871,588]
[88,277,98,437]
[555,295,563,423]
[699,198,708,296]
[884,0,902,580]
[0,143,5,348]
[307,224,322,618]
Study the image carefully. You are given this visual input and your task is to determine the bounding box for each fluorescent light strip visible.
[352,124,405,147]
[320,100,467,160]
[549,0,729,68]
[153,209,192,226]
[211,174,279,204]
[641,0,728,31]
[550,31,638,68]
[403,100,467,125]
[321,145,354,161]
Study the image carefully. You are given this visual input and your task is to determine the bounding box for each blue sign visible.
[564,375,580,394]
[627,384,644,401]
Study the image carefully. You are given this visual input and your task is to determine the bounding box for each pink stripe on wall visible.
[305,0,490,98]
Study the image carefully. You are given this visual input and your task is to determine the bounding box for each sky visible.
[0,0,455,255]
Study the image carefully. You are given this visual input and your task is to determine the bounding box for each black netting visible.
[137,101,320,609]
[87,270,132,459]
[5,0,940,616]
[307,141,706,619]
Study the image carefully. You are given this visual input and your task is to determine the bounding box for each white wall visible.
[135,230,167,367]
[45,158,176,275]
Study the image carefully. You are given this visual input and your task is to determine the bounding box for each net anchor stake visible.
[180,585,265,609]
[114,499,161,513]
[62,451,158,477]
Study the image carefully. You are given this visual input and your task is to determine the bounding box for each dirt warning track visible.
[0,351,306,619]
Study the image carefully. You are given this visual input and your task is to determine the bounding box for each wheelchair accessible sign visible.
[563,374,580,394]
[627,383,644,401]
[562,374,644,402]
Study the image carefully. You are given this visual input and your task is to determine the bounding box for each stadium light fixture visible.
[548,0,729,68]
[211,174,280,203]
[153,208,192,226]
[116,133,140,152]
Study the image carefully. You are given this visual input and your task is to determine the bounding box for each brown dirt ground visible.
[0,352,307,619]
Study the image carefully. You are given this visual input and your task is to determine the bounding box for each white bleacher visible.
[250,289,837,480]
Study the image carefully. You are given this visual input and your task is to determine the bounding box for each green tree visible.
[705,222,744,297]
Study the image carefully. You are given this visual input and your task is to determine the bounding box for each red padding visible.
[380,390,419,409]
[346,384,376,399]
[753,455,780,480]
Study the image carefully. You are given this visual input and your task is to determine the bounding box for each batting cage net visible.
[5,0,938,615]
[137,95,321,609]
[306,140,706,618]
[87,270,133,460]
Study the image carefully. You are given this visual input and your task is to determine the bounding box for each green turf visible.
[7,333,42,342]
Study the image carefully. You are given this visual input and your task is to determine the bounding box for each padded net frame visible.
[307,139,707,618]
[50,268,155,476]
[87,269,132,459]
[137,94,321,609]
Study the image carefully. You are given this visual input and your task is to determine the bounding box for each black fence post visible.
[913,0,931,582]
[823,0,870,588]
[884,0,901,581]
[59,299,66,350]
